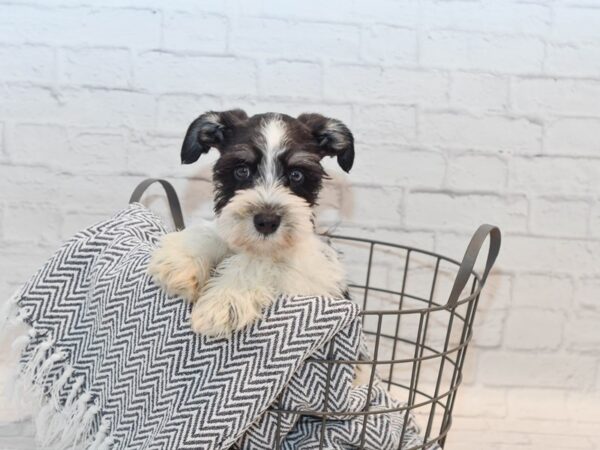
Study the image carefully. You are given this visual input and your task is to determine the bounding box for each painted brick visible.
[512,78,600,116]
[0,123,6,158]
[478,274,512,311]
[231,18,360,61]
[552,6,600,43]
[353,105,416,144]
[512,274,573,311]
[422,31,544,74]
[545,117,600,156]
[125,131,189,176]
[0,165,59,203]
[406,192,528,232]
[565,316,600,353]
[473,308,506,348]
[352,0,418,27]
[420,111,542,154]
[0,86,155,129]
[501,235,600,274]
[63,89,157,129]
[242,0,355,22]
[0,45,55,83]
[156,94,223,132]
[324,65,448,104]
[349,147,446,188]
[507,389,567,420]
[592,202,600,238]
[531,198,590,237]
[546,42,600,77]
[0,5,161,47]
[259,60,322,98]
[449,72,509,111]
[2,202,62,244]
[0,85,62,122]
[509,156,600,195]
[361,25,417,65]
[135,51,258,96]
[0,241,56,286]
[343,185,403,226]
[574,277,600,312]
[162,12,228,52]
[11,123,69,167]
[60,47,131,88]
[446,153,507,191]
[421,0,551,36]
[450,386,508,418]
[504,309,564,350]
[530,197,589,237]
[479,351,597,388]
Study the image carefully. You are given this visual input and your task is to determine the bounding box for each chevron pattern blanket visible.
[1,204,435,450]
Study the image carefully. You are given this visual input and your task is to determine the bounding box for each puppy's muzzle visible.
[253,213,281,236]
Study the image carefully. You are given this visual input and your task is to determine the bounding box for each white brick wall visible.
[0,1,599,449]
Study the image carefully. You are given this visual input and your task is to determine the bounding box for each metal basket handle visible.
[129,178,186,230]
[446,224,501,308]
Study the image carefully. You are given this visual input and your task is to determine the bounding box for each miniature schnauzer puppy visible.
[148,109,354,337]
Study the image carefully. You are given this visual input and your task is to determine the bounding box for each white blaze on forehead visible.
[257,117,287,185]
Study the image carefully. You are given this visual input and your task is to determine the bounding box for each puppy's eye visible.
[234,165,251,181]
[289,169,304,184]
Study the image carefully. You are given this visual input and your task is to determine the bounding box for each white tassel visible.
[23,338,53,382]
[3,328,36,400]
[0,289,21,326]
[11,330,33,353]
[65,376,85,409]
[89,419,111,450]
[71,403,100,448]
[97,435,114,450]
[51,365,74,409]
[36,375,85,448]
[35,350,66,386]
[36,401,57,446]
[2,293,109,450]
[40,366,74,446]
[57,390,92,448]
[0,295,31,359]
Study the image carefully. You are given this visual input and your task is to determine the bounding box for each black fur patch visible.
[180,111,354,213]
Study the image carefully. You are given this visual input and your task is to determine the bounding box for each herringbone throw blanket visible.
[1,204,435,450]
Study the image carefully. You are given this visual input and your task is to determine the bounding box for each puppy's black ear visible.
[297,113,355,172]
[181,109,248,164]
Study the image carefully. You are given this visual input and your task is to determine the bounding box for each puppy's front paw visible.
[148,232,211,302]
[190,286,272,337]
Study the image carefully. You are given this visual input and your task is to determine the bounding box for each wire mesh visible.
[270,234,490,450]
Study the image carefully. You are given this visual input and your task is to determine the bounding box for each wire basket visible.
[271,226,501,449]
[131,179,501,450]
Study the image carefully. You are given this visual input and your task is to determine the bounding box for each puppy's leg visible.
[190,255,276,336]
[148,222,229,302]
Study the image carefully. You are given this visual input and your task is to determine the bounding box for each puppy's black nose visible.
[253,213,281,235]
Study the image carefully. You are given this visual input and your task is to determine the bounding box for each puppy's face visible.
[181,110,354,256]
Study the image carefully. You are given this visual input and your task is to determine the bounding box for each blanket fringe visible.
[1,290,112,450]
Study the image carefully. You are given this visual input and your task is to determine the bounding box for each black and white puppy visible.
[148,110,354,337]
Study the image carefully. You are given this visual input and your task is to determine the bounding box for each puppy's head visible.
[181,109,354,256]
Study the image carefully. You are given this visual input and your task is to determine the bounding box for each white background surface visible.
[0,0,599,448]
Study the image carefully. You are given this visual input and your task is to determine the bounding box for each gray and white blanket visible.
[1,204,435,449]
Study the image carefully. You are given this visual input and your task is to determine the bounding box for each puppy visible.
[148,110,354,337]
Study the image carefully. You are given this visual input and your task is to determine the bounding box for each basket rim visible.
[325,233,484,315]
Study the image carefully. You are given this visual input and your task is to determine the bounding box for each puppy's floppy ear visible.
[297,113,355,172]
[181,109,248,164]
